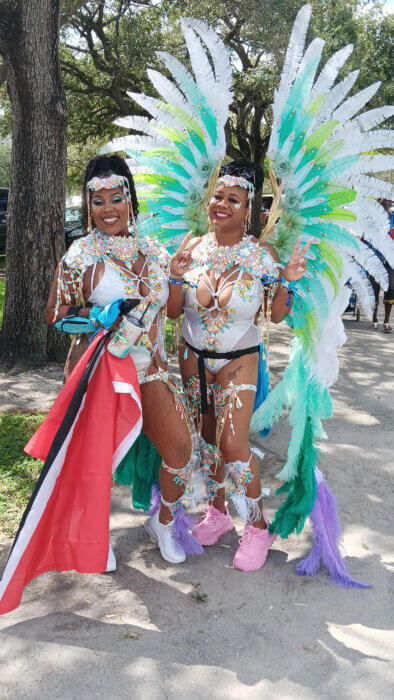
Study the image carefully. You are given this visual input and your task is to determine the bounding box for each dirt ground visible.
[0,316,393,699]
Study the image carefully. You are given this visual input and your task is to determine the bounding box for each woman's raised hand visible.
[170,231,200,278]
[283,236,316,282]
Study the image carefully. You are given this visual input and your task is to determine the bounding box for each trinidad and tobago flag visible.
[0,331,142,615]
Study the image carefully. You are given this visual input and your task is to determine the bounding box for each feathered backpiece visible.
[251,4,394,587]
[101,18,233,253]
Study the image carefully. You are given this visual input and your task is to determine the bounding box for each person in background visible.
[370,199,393,333]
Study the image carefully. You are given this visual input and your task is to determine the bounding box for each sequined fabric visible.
[183,233,278,372]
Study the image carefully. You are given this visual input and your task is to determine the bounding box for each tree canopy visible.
[0,0,392,193]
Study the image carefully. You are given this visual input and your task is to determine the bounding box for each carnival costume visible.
[181,228,275,521]
[101,8,394,586]
[0,173,202,616]
[2,9,394,614]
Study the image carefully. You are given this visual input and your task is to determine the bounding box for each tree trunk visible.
[251,186,263,238]
[250,107,270,239]
[0,0,68,367]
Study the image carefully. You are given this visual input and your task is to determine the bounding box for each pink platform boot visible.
[193,503,234,546]
[233,517,276,572]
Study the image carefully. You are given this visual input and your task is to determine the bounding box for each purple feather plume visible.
[147,483,161,516]
[297,476,371,589]
[173,504,203,556]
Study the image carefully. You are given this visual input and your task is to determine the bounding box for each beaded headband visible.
[86,173,134,233]
[87,174,130,197]
[217,175,255,200]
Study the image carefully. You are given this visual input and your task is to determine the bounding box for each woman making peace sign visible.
[167,159,314,573]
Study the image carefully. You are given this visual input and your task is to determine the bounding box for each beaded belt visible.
[183,340,259,414]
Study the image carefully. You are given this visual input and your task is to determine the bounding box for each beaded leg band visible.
[215,382,257,438]
[160,495,182,518]
[141,369,188,419]
[225,453,263,524]
[200,437,225,501]
[162,444,204,508]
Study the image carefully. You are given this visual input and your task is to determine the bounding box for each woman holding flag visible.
[0,154,203,615]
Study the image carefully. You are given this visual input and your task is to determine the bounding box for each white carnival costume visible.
[102,7,394,586]
[183,233,275,372]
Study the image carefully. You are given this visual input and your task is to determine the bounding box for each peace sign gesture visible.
[170,231,201,278]
[283,236,315,282]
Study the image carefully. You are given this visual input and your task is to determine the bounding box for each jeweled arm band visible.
[279,276,296,307]
[169,277,185,286]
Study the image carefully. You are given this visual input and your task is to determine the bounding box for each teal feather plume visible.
[102,19,232,251]
[303,222,358,250]
[155,52,218,147]
[261,4,394,550]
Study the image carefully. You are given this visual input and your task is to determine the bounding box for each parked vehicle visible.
[65,196,85,249]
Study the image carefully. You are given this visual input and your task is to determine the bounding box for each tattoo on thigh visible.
[228,364,242,381]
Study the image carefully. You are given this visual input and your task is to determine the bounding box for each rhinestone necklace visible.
[190,232,266,279]
[89,227,139,264]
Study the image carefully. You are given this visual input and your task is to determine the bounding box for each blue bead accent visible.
[169,277,184,286]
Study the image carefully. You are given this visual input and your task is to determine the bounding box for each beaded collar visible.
[69,228,169,268]
[86,227,139,264]
[187,232,277,280]
[57,228,169,319]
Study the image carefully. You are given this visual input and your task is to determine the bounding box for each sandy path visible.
[0,317,393,699]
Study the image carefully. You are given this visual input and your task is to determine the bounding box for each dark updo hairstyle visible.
[219,159,264,202]
[81,154,139,230]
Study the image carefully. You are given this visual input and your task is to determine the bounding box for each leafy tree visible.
[67,136,108,192]
[61,1,165,144]
[60,0,393,228]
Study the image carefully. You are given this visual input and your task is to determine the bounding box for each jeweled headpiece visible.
[216,174,255,201]
[87,174,131,198]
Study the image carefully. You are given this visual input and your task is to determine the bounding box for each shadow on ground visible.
[0,316,393,698]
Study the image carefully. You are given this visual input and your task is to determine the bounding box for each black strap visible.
[184,340,259,414]
[65,305,84,318]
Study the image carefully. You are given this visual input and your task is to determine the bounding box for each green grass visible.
[0,277,5,326]
[0,412,45,539]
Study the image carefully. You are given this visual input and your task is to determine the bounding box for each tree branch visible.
[61,0,94,26]
[223,15,252,71]
[225,119,243,160]
[63,43,92,55]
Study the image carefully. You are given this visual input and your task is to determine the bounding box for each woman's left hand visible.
[283,236,315,282]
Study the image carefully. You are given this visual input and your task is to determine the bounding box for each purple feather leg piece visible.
[297,478,371,589]
[173,504,203,556]
[147,483,161,516]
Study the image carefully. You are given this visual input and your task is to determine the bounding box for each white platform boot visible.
[144,509,186,564]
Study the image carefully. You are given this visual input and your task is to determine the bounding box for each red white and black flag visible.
[0,332,142,615]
